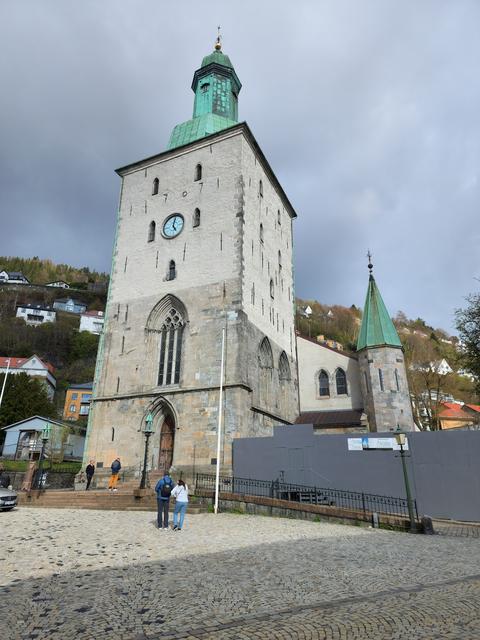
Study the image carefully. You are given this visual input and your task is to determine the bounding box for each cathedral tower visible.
[83,39,299,479]
[357,259,414,432]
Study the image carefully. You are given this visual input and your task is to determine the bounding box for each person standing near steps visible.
[171,479,188,531]
[155,473,174,530]
[108,457,121,492]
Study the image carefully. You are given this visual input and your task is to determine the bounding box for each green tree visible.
[455,293,480,390]
[0,373,57,428]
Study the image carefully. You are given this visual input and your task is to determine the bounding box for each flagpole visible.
[0,358,11,410]
[214,328,226,515]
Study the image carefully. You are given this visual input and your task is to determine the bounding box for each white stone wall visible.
[297,337,363,411]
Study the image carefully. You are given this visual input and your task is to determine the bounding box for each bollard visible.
[421,515,435,535]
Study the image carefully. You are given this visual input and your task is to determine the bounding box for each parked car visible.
[0,487,17,511]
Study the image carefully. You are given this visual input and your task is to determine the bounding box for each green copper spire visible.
[357,257,402,351]
[168,34,241,150]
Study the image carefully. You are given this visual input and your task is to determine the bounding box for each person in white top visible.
[171,479,188,531]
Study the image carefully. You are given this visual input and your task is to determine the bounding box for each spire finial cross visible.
[367,250,373,275]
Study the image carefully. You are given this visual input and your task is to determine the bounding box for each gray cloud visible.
[0,0,478,331]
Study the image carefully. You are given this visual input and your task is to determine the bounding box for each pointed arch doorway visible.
[158,411,175,473]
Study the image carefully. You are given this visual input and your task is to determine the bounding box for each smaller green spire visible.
[357,262,402,351]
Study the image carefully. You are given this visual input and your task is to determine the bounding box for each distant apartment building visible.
[79,310,104,335]
[53,297,87,314]
[63,382,93,421]
[0,355,56,399]
[16,303,56,326]
[0,270,30,284]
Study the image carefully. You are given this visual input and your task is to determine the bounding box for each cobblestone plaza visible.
[2,509,480,639]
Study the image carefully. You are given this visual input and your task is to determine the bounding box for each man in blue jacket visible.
[155,473,174,530]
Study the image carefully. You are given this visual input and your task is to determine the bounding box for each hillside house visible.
[53,297,87,314]
[0,355,56,399]
[63,382,93,421]
[79,310,104,335]
[16,303,56,326]
[45,280,70,289]
[0,270,30,284]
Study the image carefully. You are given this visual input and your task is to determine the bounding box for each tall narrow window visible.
[194,164,202,181]
[111,427,115,442]
[260,223,264,244]
[279,352,291,381]
[364,371,369,393]
[270,278,274,299]
[153,301,186,386]
[152,178,159,195]
[121,336,125,354]
[148,220,156,242]
[259,179,263,197]
[379,369,384,391]
[319,370,330,397]
[278,250,282,273]
[193,208,201,228]
[168,260,176,281]
[395,369,400,391]
[277,209,281,225]
[336,368,348,395]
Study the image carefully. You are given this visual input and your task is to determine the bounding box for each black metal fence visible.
[6,469,77,491]
[196,473,418,521]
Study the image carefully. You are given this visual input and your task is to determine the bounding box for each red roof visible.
[465,404,480,413]
[82,310,104,317]
[0,355,55,374]
[437,402,471,420]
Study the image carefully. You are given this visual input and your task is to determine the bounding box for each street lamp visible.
[35,422,51,490]
[395,432,417,532]
[139,413,154,489]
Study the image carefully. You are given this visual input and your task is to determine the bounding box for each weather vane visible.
[367,250,373,275]
[215,25,222,50]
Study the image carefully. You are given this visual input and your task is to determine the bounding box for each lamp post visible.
[35,422,51,490]
[395,432,417,532]
[140,413,154,490]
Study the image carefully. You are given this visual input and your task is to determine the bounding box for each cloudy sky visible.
[1,1,478,331]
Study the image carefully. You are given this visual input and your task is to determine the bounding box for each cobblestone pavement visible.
[1,508,480,640]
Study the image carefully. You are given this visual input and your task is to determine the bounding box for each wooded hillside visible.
[0,256,108,286]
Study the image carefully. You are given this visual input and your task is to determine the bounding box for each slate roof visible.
[296,409,364,429]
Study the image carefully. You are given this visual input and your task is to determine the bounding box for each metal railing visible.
[196,473,418,521]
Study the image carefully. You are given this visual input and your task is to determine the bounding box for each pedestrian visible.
[155,472,174,530]
[171,479,189,531]
[0,465,11,489]
[108,457,121,492]
[85,460,95,490]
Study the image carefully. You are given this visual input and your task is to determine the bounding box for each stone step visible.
[17,490,207,514]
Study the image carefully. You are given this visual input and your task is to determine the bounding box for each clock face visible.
[163,214,184,238]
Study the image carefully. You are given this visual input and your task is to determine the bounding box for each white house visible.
[0,415,86,461]
[45,281,70,289]
[0,270,30,284]
[16,303,56,326]
[0,355,56,399]
[79,310,104,335]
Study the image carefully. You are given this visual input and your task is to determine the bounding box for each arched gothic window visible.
[335,368,348,395]
[260,223,264,244]
[319,370,330,397]
[259,337,273,369]
[259,179,263,197]
[154,302,186,386]
[148,220,156,242]
[193,208,201,228]
[152,178,159,195]
[194,164,202,181]
[168,260,176,281]
[278,351,291,381]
